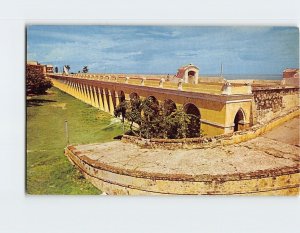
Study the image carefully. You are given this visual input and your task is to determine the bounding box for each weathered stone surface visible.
[253,87,299,124]
[121,108,299,149]
[65,116,300,195]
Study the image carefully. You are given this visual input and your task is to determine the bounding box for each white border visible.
[1,0,300,233]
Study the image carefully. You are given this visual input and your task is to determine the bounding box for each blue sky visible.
[27,26,299,75]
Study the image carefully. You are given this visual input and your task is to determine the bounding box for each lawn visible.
[26,87,124,194]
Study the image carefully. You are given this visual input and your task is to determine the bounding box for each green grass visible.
[26,87,124,194]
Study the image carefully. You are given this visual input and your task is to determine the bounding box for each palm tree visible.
[82,66,88,73]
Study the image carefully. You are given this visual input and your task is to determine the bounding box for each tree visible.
[55,67,58,73]
[26,66,52,95]
[82,66,89,73]
[65,65,70,72]
[164,108,197,139]
[114,101,129,133]
[114,99,203,139]
[125,98,143,133]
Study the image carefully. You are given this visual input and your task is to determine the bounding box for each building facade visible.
[176,64,199,84]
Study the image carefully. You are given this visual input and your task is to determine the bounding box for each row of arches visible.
[125,92,202,137]
[124,92,247,134]
[54,79,247,136]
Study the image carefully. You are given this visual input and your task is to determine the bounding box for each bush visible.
[26,66,52,95]
[114,99,203,139]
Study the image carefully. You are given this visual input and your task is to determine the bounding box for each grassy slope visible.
[26,87,124,194]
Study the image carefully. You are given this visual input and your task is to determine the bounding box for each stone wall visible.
[283,77,300,87]
[65,146,299,195]
[121,108,300,150]
[253,87,299,124]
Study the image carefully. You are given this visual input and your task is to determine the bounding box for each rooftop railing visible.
[50,73,252,95]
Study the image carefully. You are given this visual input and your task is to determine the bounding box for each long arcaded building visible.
[43,64,299,137]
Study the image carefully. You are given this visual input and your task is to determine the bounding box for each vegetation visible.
[26,66,52,95]
[82,66,89,73]
[27,87,124,194]
[114,98,202,139]
[65,65,70,71]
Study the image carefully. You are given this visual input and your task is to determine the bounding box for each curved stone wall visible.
[65,147,299,195]
[121,108,300,150]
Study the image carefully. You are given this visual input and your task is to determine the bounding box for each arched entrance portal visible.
[234,109,245,132]
[188,70,195,77]
[184,103,201,138]
[187,70,196,83]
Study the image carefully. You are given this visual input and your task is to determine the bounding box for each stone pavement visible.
[70,116,299,180]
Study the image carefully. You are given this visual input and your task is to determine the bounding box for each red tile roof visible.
[176,64,199,78]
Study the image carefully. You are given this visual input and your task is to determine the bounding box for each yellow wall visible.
[225,101,252,132]
[201,123,225,136]
[50,76,254,137]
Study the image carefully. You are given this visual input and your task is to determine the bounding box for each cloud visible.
[27,26,299,74]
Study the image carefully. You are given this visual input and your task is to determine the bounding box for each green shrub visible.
[26,65,52,95]
[115,99,203,139]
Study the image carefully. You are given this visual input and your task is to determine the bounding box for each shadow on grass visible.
[113,135,123,140]
[27,98,57,107]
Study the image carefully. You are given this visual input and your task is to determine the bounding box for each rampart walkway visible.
[65,114,300,195]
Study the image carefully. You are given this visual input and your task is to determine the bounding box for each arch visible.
[129,92,140,101]
[104,88,110,110]
[234,108,246,132]
[146,96,159,110]
[110,89,116,108]
[143,96,159,119]
[129,92,141,114]
[184,103,201,117]
[146,95,158,104]
[118,90,125,103]
[188,70,196,77]
[184,103,201,138]
[163,99,177,116]
[163,99,177,138]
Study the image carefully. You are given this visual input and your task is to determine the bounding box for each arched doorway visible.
[188,70,195,77]
[184,103,201,138]
[187,70,196,83]
[234,109,245,132]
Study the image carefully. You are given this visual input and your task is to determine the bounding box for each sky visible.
[27,25,299,75]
